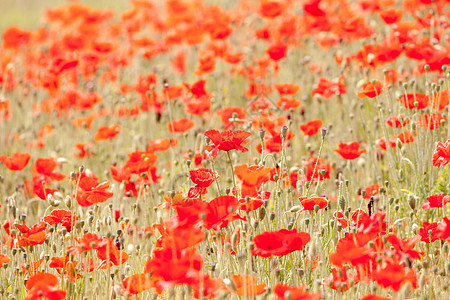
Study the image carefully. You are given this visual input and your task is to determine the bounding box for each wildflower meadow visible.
[0,0,449,299]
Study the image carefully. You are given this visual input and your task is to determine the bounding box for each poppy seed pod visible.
[407,193,417,210]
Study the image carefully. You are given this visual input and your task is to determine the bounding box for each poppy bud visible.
[270,211,276,222]
[290,205,302,213]
[407,193,416,210]
[314,204,320,213]
[321,127,328,137]
[252,219,259,230]
[281,126,288,138]
[259,207,266,221]
[287,222,294,230]
[304,218,310,226]
[259,129,265,140]
[338,196,346,212]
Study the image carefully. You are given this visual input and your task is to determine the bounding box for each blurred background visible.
[0,0,131,32]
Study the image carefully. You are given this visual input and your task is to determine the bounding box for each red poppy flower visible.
[378,137,397,151]
[360,184,382,199]
[419,221,439,243]
[397,130,414,144]
[147,138,178,152]
[17,222,50,247]
[238,196,265,212]
[372,263,418,292]
[189,168,218,188]
[191,274,229,299]
[357,81,385,98]
[417,113,446,130]
[168,117,195,133]
[398,93,429,109]
[322,267,360,291]
[33,157,66,181]
[435,217,450,242]
[121,274,152,295]
[0,254,10,266]
[203,195,246,230]
[430,90,449,111]
[267,41,288,61]
[94,124,121,142]
[251,228,311,257]
[235,164,271,197]
[232,275,268,296]
[24,272,67,300]
[144,247,203,295]
[259,0,286,18]
[305,157,331,181]
[334,141,367,160]
[49,256,80,282]
[96,238,129,265]
[0,152,31,171]
[204,129,251,156]
[421,193,450,210]
[216,106,246,129]
[276,97,302,110]
[68,233,103,255]
[155,217,205,250]
[3,26,32,49]
[385,115,409,128]
[385,234,423,260]
[75,177,114,207]
[300,120,323,136]
[274,283,321,300]
[379,9,403,24]
[298,197,328,212]
[311,77,347,100]
[433,138,450,168]
[274,83,300,95]
[44,209,79,232]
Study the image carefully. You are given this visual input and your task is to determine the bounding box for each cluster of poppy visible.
[0,0,449,299]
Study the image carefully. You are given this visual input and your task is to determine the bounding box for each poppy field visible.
[1,0,450,299]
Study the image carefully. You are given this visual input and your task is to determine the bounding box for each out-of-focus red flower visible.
[398,93,429,109]
[232,274,268,296]
[421,193,450,210]
[274,83,300,95]
[94,124,121,142]
[235,164,271,197]
[300,120,323,136]
[0,152,31,171]
[433,138,450,168]
[251,229,311,257]
[122,273,152,295]
[24,272,67,300]
[298,197,328,212]
[334,141,367,160]
[259,0,286,18]
[168,117,195,133]
[144,247,203,294]
[372,263,418,292]
[379,9,403,24]
[274,283,321,299]
[267,41,288,61]
[357,81,385,98]
[322,267,360,291]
